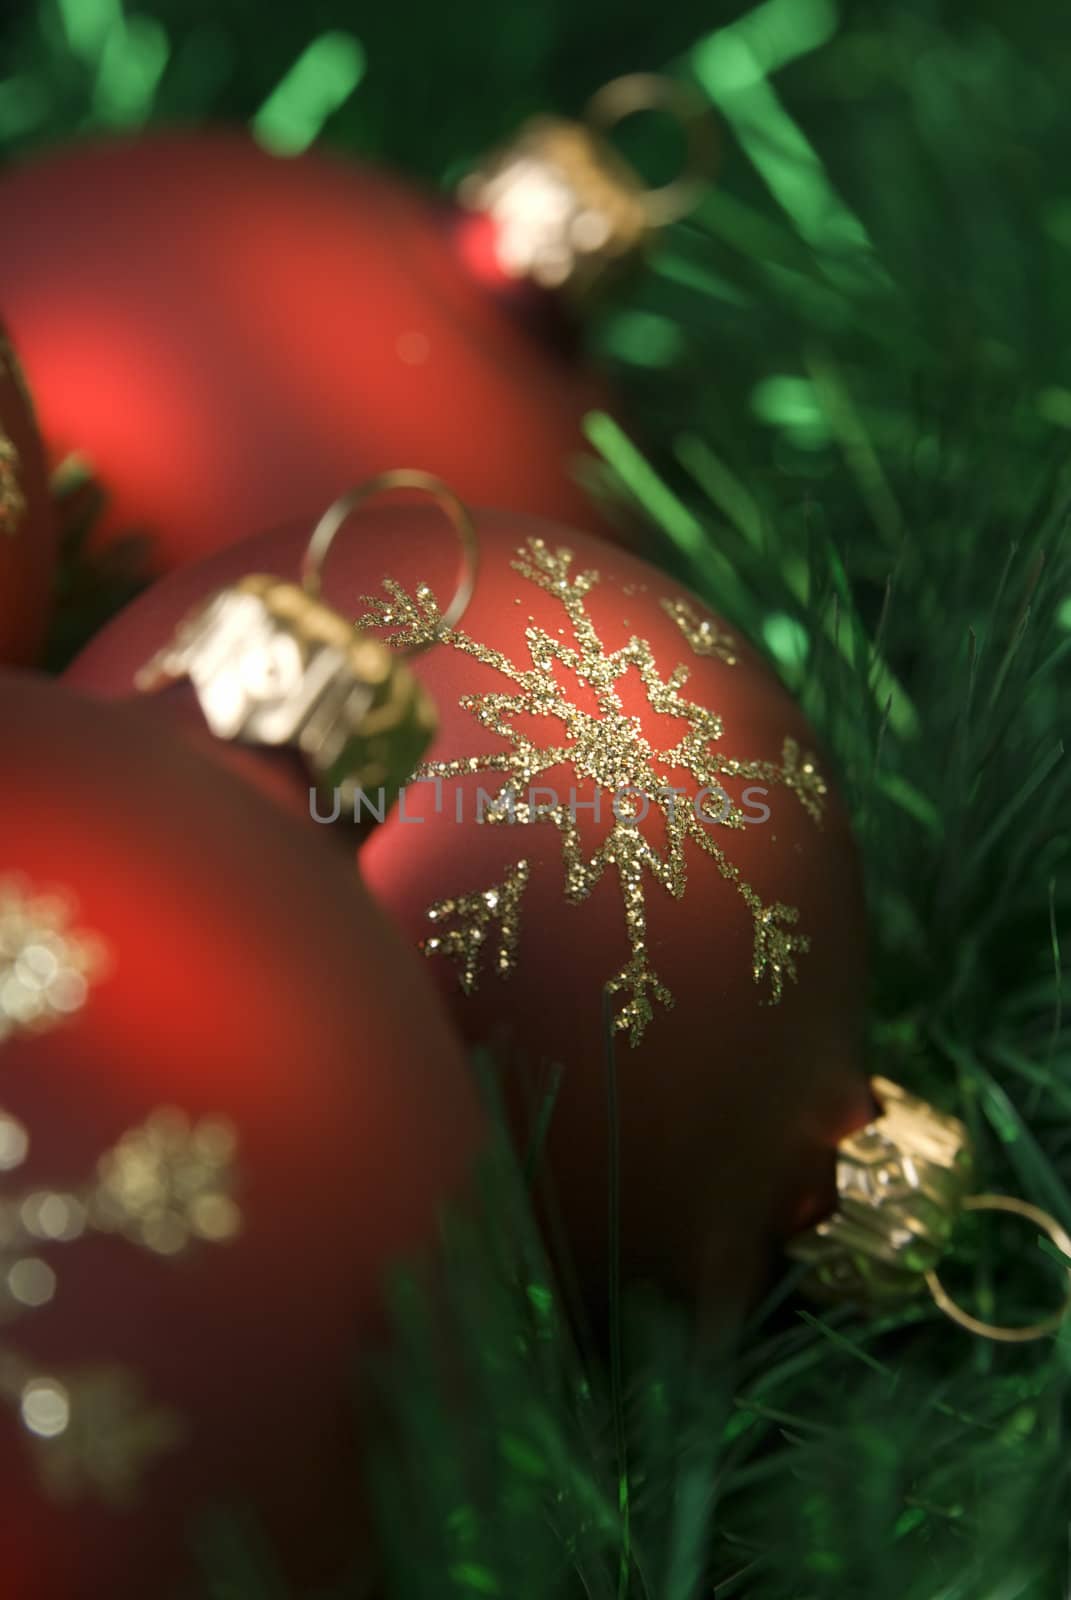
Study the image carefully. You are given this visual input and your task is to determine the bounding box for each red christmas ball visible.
[0,671,483,1600]
[70,507,874,1318]
[0,324,55,664]
[0,131,617,574]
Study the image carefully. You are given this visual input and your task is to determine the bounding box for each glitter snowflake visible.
[0,338,28,540]
[358,538,828,1044]
[0,878,108,1044]
[0,1105,241,1501]
[0,879,241,1501]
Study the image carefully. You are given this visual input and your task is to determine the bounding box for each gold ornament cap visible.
[458,74,716,300]
[136,472,479,825]
[136,575,437,819]
[789,1076,1071,1343]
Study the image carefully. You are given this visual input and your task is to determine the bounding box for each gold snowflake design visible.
[0,878,109,1044]
[357,538,827,1044]
[0,1104,241,1501]
[0,876,242,1502]
[0,338,28,540]
[0,1360,186,1509]
[0,435,25,540]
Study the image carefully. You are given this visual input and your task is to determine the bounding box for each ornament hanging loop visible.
[924,1194,1071,1344]
[301,470,479,653]
[584,73,718,227]
[459,75,716,297]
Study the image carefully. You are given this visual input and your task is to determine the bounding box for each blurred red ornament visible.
[0,323,55,664]
[0,129,628,574]
[70,505,873,1316]
[0,671,482,1600]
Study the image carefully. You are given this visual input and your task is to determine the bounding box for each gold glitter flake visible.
[358,539,826,1044]
[0,1106,240,1499]
[0,879,108,1043]
[93,1109,242,1256]
[0,335,31,539]
[5,1362,186,1507]
[661,597,738,665]
[0,434,26,540]
[425,862,530,992]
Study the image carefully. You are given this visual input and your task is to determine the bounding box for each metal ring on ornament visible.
[300,469,480,654]
[925,1193,1071,1345]
[584,73,719,228]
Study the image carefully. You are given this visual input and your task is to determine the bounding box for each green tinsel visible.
[3,0,1070,1595]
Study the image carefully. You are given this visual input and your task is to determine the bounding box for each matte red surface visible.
[70,507,874,1318]
[0,323,55,664]
[0,672,483,1600]
[0,131,616,573]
